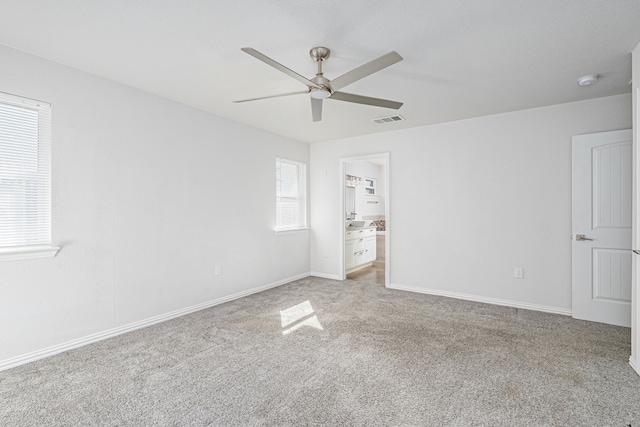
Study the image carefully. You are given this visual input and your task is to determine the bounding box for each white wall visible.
[345,161,385,219]
[631,43,639,375]
[311,95,631,312]
[0,45,310,365]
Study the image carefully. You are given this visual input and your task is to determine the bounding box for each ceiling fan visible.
[234,47,403,122]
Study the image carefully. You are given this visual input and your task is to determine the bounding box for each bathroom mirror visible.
[345,186,356,220]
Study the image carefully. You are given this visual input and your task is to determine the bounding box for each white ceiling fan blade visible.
[311,97,323,122]
[329,91,403,110]
[241,47,320,89]
[233,91,307,103]
[329,51,403,91]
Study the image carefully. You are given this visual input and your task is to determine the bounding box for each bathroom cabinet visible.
[345,226,376,272]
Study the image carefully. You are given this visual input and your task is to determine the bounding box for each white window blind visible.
[276,157,306,230]
[0,92,52,250]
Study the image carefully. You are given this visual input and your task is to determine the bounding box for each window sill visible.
[0,246,60,262]
[275,227,309,235]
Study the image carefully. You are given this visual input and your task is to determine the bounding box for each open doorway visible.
[340,153,389,286]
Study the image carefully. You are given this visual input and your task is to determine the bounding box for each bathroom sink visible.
[349,220,372,228]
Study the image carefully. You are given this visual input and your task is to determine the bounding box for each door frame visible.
[632,88,640,375]
[339,152,390,285]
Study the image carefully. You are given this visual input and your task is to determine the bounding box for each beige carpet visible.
[1,276,639,426]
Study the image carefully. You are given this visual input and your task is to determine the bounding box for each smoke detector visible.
[578,74,599,86]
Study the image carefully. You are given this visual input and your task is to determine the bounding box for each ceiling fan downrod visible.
[309,47,332,99]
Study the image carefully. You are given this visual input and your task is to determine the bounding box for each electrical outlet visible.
[214,265,222,276]
[514,267,524,279]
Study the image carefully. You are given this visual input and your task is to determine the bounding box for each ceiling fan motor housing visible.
[310,74,332,98]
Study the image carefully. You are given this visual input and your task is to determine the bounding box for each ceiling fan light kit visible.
[309,89,331,99]
[234,46,404,122]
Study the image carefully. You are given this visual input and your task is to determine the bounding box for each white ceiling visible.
[0,1,638,143]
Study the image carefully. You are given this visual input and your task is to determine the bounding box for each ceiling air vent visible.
[372,115,405,125]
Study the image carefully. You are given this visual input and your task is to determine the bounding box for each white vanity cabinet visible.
[345,227,376,272]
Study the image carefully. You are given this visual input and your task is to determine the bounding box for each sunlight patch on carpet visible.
[280,300,323,335]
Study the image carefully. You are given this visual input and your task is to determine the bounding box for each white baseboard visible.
[387,283,572,316]
[0,272,310,372]
[309,271,342,280]
[630,357,639,376]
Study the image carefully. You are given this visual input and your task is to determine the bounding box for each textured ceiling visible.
[0,0,638,143]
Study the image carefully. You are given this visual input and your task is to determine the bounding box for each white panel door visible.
[572,129,632,327]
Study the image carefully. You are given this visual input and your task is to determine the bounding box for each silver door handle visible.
[576,234,594,241]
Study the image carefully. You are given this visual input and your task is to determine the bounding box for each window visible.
[364,177,376,195]
[0,92,58,260]
[276,157,306,231]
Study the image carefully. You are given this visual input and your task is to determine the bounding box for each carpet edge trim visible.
[387,283,572,316]
[0,272,310,372]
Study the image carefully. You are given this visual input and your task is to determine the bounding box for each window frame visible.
[0,91,58,261]
[275,157,307,233]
